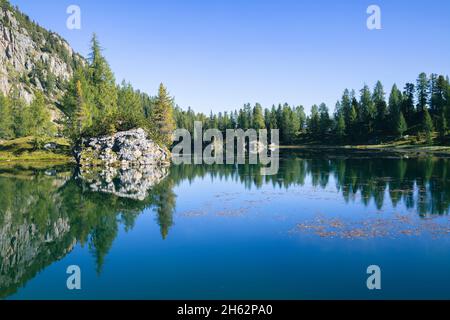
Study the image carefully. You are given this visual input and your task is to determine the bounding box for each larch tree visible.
[151,83,176,147]
[88,34,118,133]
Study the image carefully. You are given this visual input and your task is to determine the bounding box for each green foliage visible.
[172,72,448,146]
[252,103,265,130]
[0,93,14,139]
[308,104,320,137]
[423,109,434,144]
[63,35,175,148]
[26,91,55,138]
[150,83,176,147]
[396,112,407,138]
[0,0,79,93]
[336,112,346,142]
[417,72,429,113]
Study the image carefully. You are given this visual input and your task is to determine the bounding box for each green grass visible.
[0,136,74,165]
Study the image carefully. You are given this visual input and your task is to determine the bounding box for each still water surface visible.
[2,151,450,299]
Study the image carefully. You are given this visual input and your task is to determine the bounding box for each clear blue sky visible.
[10,0,450,114]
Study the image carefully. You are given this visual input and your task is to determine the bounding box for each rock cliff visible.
[0,1,84,118]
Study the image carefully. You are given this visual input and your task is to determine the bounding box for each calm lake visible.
[2,151,450,300]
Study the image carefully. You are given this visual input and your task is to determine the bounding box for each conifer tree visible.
[336,112,346,142]
[360,85,375,135]
[88,34,118,133]
[150,83,176,147]
[319,103,331,135]
[396,112,407,138]
[72,80,93,138]
[389,84,403,134]
[117,81,144,130]
[308,104,320,137]
[402,83,415,124]
[417,73,429,113]
[373,81,387,132]
[252,103,265,130]
[295,105,306,133]
[423,108,434,144]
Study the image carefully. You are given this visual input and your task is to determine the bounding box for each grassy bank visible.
[281,135,450,157]
[0,136,74,166]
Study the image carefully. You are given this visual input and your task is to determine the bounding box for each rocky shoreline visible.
[74,128,171,167]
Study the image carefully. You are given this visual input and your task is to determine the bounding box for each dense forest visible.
[174,73,450,145]
[0,4,449,148]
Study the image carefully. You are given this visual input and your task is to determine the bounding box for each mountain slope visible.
[0,0,84,119]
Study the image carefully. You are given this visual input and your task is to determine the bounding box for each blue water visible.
[2,154,450,299]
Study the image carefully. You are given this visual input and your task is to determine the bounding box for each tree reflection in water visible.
[0,155,449,297]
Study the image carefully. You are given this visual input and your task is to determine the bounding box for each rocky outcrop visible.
[74,128,171,168]
[0,2,83,109]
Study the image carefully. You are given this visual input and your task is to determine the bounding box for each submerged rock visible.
[74,128,170,167]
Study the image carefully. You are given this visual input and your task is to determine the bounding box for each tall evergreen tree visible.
[335,111,346,142]
[117,81,144,130]
[388,84,403,134]
[252,103,265,130]
[319,103,331,135]
[373,81,387,132]
[308,104,320,137]
[417,72,429,113]
[295,105,307,133]
[422,108,434,144]
[88,34,118,133]
[402,83,415,124]
[396,112,407,138]
[359,85,375,136]
[150,83,176,147]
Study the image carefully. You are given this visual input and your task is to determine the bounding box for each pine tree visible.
[295,105,306,133]
[373,81,387,133]
[268,106,278,130]
[341,89,352,126]
[402,83,415,124]
[308,104,320,137]
[252,103,265,130]
[349,97,358,135]
[360,85,375,136]
[117,81,144,130]
[389,84,403,134]
[319,103,331,135]
[150,83,175,147]
[336,112,346,142]
[281,105,299,144]
[417,73,429,113]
